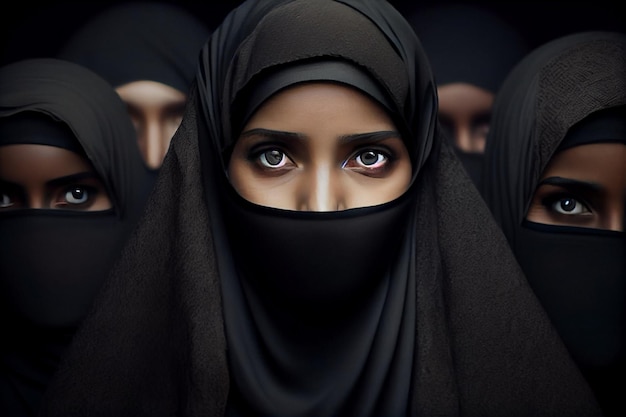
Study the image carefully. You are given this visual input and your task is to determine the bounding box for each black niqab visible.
[40,2,602,416]
[481,31,626,416]
[0,58,150,416]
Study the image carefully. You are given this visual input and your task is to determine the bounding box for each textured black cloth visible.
[40,1,602,416]
[481,31,626,416]
[0,58,150,416]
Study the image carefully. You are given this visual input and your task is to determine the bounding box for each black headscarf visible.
[481,31,626,416]
[408,3,530,191]
[40,1,602,416]
[0,58,150,416]
[58,1,210,94]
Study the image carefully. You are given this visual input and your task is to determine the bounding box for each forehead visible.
[0,144,92,182]
[243,82,396,134]
[542,143,626,183]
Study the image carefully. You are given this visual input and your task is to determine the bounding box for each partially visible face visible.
[228,82,412,211]
[116,80,187,170]
[526,143,626,231]
[0,144,112,211]
[437,82,494,153]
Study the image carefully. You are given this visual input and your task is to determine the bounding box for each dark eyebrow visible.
[239,128,304,141]
[46,172,101,189]
[338,131,401,145]
[238,128,401,146]
[537,176,602,192]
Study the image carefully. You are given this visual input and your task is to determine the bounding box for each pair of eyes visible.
[0,184,99,210]
[253,147,391,175]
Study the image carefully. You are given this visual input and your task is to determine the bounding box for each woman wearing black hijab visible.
[40,1,601,416]
[0,58,150,416]
[58,2,211,174]
[408,3,530,189]
[481,31,626,416]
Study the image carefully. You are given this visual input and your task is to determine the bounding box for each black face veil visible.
[39,2,604,416]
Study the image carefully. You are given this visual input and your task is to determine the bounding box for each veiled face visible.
[0,144,112,211]
[437,82,494,153]
[526,143,626,231]
[116,80,186,170]
[228,82,412,211]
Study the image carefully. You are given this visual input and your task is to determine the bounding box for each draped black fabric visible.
[0,58,150,416]
[58,2,210,94]
[481,31,626,416]
[407,4,530,192]
[40,1,602,416]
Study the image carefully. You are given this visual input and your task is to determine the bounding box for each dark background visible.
[1,1,624,67]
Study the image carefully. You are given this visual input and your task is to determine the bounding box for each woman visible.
[0,58,150,416]
[481,31,626,416]
[408,3,530,189]
[40,1,601,416]
[59,1,211,173]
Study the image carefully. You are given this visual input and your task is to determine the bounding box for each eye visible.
[1,192,14,209]
[258,149,289,168]
[356,150,386,167]
[343,148,392,177]
[546,195,591,216]
[53,184,101,210]
[65,186,90,205]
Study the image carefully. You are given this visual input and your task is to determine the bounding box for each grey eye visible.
[259,150,286,168]
[0,193,13,208]
[551,197,589,215]
[65,187,89,205]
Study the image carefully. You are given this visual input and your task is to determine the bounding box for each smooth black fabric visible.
[40,1,601,416]
[0,58,150,416]
[58,1,210,94]
[481,31,626,416]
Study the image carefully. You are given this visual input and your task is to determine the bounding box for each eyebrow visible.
[46,172,101,188]
[537,176,602,192]
[239,128,401,145]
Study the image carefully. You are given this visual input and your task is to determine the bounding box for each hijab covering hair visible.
[0,58,150,416]
[408,3,530,94]
[407,3,530,190]
[57,1,210,94]
[480,31,626,417]
[40,1,601,416]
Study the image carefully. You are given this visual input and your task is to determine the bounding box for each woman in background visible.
[0,58,150,416]
[481,30,626,416]
[59,1,211,175]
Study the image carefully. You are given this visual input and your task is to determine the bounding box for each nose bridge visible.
[455,124,472,153]
[143,117,165,170]
[27,187,45,209]
[606,203,625,232]
[300,162,339,212]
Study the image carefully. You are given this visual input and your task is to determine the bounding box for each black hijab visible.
[408,3,530,191]
[58,1,210,95]
[481,31,626,416]
[40,1,601,416]
[0,58,150,416]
